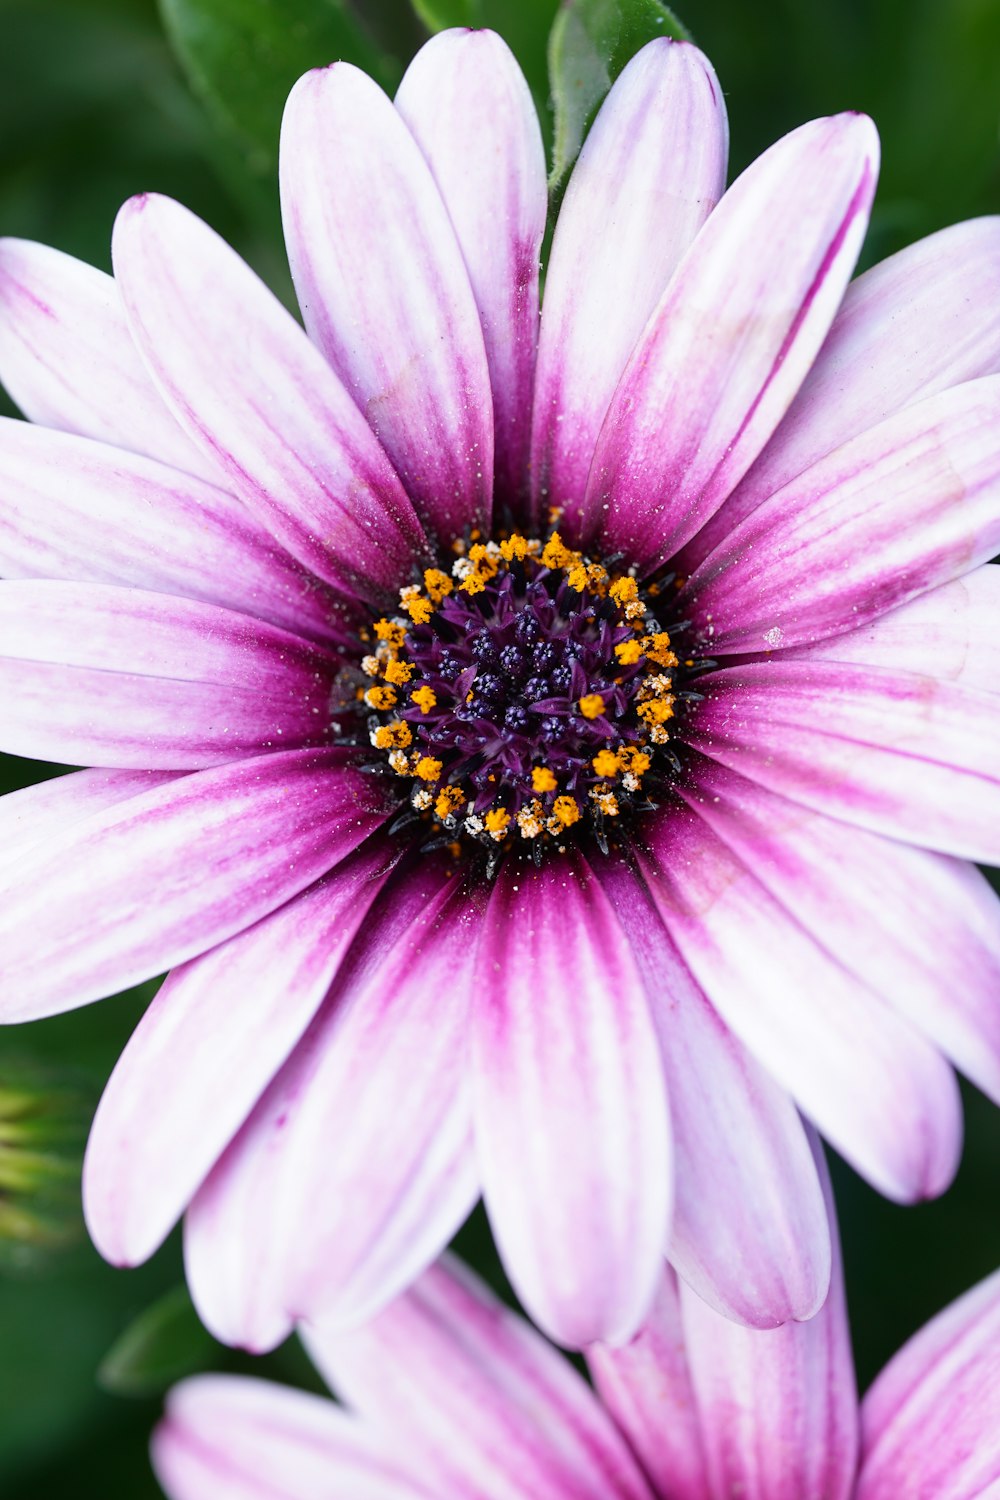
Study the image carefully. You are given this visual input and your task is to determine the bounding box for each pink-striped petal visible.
[395,28,545,509]
[680,757,1000,1106]
[0,237,217,482]
[686,215,1000,566]
[0,767,181,872]
[472,850,672,1348]
[112,194,428,604]
[530,38,727,534]
[280,63,493,544]
[590,113,878,572]
[683,376,1000,653]
[0,580,338,769]
[677,1136,858,1500]
[637,803,963,1202]
[792,565,1000,695]
[599,853,830,1328]
[83,835,400,1268]
[0,418,351,647]
[153,1376,430,1500]
[587,1270,711,1500]
[184,862,478,1352]
[858,1268,1000,1500]
[690,657,1000,863]
[0,748,389,1021]
[306,1255,655,1500]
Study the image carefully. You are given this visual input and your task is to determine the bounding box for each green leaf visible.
[97,1285,218,1398]
[548,0,690,191]
[409,0,480,30]
[158,0,400,170]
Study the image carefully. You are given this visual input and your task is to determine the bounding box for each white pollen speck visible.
[763,626,784,647]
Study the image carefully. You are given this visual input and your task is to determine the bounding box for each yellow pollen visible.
[374,618,406,649]
[384,658,413,686]
[423,568,453,603]
[646,632,678,668]
[459,571,487,595]
[614,639,644,666]
[410,685,437,715]
[415,756,443,782]
[567,564,590,592]
[373,721,412,750]
[435,785,465,819]
[364,684,397,710]
[578,693,606,719]
[552,795,581,828]
[484,807,510,838]
[609,576,639,607]
[619,746,651,776]
[638,698,675,726]
[531,766,558,793]
[500,534,529,562]
[592,748,621,778]
[591,788,620,817]
[541,532,574,569]
[403,595,435,624]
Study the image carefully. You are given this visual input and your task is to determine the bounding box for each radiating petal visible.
[587,1270,711,1500]
[690,657,1000,863]
[395,28,546,508]
[0,237,217,482]
[306,1255,654,1500]
[682,377,1000,653]
[599,852,830,1328]
[280,63,493,544]
[472,850,671,1348]
[0,767,181,873]
[0,580,338,769]
[590,113,879,571]
[530,38,727,533]
[0,748,390,1021]
[83,834,400,1268]
[792,566,1000,695]
[858,1268,1000,1500]
[0,418,351,647]
[636,802,963,1201]
[112,194,428,604]
[680,757,1000,1106]
[184,862,478,1353]
[152,1376,430,1500]
[677,1135,858,1500]
[687,215,1000,566]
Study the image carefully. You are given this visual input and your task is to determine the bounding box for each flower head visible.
[0,27,999,1350]
[152,1242,1000,1500]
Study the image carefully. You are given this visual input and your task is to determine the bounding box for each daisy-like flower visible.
[153,1229,1000,1499]
[1,28,999,1350]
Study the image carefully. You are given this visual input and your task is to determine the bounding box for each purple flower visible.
[0,28,999,1350]
[151,1232,1000,1499]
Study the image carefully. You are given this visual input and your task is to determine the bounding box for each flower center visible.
[356,530,695,866]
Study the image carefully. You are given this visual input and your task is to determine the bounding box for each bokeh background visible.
[0,0,999,1492]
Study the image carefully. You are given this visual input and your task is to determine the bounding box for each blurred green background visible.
[0,0,999,1493]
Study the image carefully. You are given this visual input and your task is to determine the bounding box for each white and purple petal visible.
[83,834,401,1268]
[0,237,217,482]
[472,851,672,1349]
[0,581,338,769]
[683,377,1000,653]
[530,38,727,533]
[0,748,389,1021]
[591,112,879,571]
[395,28,546,509]
[307,1255,655,1500]
[183,862,478,1352]
[0,418,351,647]
[112,193,429,605]
[280,63,494,544]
